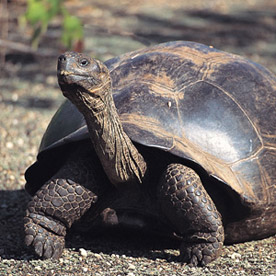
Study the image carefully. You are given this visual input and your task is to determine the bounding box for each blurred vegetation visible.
[21,0,83,49]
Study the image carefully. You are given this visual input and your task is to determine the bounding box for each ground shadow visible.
[0,190,30,260]
[134,9,275,50]
[0,189,180,262]
[89,4,276,59]
[2,96,57,109]
[66,227,181,262]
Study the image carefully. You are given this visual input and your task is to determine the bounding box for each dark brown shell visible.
[26,41,276,206]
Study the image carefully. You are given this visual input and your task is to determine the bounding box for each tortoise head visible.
[57,52,111,101]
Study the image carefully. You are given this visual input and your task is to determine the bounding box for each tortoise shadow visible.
[66,228,181,262]
[0,189,31,260]
[0,189,181,262]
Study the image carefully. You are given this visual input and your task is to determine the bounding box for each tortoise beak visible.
[57,53,82,86]
[57,54,72,83]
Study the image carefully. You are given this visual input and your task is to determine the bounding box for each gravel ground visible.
[1,0,276,275]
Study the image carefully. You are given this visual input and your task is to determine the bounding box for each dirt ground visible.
[1,0,276,275]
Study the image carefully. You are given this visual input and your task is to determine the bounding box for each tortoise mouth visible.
[57,69,88,85]
[57,69,111,96]
[57,69,87,78]
[58,69,73,77]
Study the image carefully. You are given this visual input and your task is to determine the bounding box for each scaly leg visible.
[158,163,224,266]
[24,149,105,259]
[24,178,97,259]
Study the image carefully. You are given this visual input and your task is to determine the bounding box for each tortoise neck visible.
[76,86,147,187]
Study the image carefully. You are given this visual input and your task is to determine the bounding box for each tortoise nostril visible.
[58,55,66,63]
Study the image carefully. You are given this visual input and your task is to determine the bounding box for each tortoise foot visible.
[24,215,65,259]
[24,178,97,259]
[180,229,224,266]
[158,163,224,266]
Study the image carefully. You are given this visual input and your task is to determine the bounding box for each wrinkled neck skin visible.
[66,83,147,188]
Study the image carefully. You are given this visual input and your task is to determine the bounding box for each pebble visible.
[11,93,18,102]
[12,119,18,125]
[82,267,88,272]
[128,263,136,270]
[79,248,88,258]
[94,253,102,259]
[231,252,242,260]
[6,142,14,149]
[17,138,24,146]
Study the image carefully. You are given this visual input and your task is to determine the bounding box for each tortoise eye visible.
[80,58,89,67]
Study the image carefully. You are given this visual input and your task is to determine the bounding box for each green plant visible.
[21,0,83,49]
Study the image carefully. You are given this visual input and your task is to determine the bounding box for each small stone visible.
[79,248,88,258]
[82,267,88,272]
[34,266,42,271]
[127,273,135,276]
[11,93,18,102]
[12,119,18,125]
[94,253,102,259]
[231,252,241,260]
[128,263,136,270]
[17,138,24,146]
[6,142,13,149]
[243,261,252,268]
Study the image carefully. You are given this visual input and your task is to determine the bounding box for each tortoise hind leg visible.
[24,178,97,259]
[158,163,224,266]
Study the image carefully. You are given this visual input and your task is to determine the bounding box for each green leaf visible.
[22,0,84,50]
[47,0,63,18]
[25,0,48,25]
[62,14,83,49]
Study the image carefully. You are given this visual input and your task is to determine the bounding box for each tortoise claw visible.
[24,216,65,259]
[43,240,53,259]
[34,239,44,257]
[180,240,220,266]
[25,234,34,246]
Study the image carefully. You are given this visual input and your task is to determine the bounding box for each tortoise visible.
[24,41,276,266]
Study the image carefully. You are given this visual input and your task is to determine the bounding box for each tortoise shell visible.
[26,41,276,209]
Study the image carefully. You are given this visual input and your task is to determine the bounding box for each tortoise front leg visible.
[158,163,224,266]
[24,178,97,259]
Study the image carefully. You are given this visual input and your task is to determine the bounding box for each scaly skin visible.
[24,178,97,259]
[158,163,224,266]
